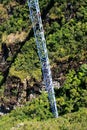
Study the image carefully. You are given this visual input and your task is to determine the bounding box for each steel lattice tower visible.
[28,0,58,118]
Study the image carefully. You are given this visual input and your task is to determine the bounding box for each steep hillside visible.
[0,0,87,119]
[0,93,87,130]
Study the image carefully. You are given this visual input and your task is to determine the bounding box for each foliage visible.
[9,39,42,81]
[55,64,87,115]
[9,92,53,121]
[0,1,30,40]
[0,0,87,130]
[0,0,87,81]
[0,72,4,86]
[45,0,87,63]
[0,107,87,130]
[0,92,53,128]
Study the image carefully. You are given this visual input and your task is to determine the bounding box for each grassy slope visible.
[17,108,87,130]
[0,92,87,130]
[0,108,87,130]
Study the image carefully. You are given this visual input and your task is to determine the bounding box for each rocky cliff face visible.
[0,75,42,113]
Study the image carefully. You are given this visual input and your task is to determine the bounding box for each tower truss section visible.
[28,0,58,118]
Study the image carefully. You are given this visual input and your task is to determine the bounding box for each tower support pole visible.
[28,0,58,118]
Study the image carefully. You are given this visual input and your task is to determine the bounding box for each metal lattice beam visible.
[28,0,58,118]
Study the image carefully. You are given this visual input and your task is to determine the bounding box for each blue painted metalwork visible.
[27,0,58,118]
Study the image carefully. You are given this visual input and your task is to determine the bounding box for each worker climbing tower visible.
[28,0,58,118]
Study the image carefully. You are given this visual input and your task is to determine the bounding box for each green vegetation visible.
[9,38,42,81]
[0,63,87,129]
[0,2,30,34]
[0,0,87,81]
[0,94,87,130]
[0,0,87,130]
[8,0,87,81]
[56,64,87,115]
[11,108,87,130]
[0,72,3,84]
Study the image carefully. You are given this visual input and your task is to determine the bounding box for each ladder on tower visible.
[28,0,58,118]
